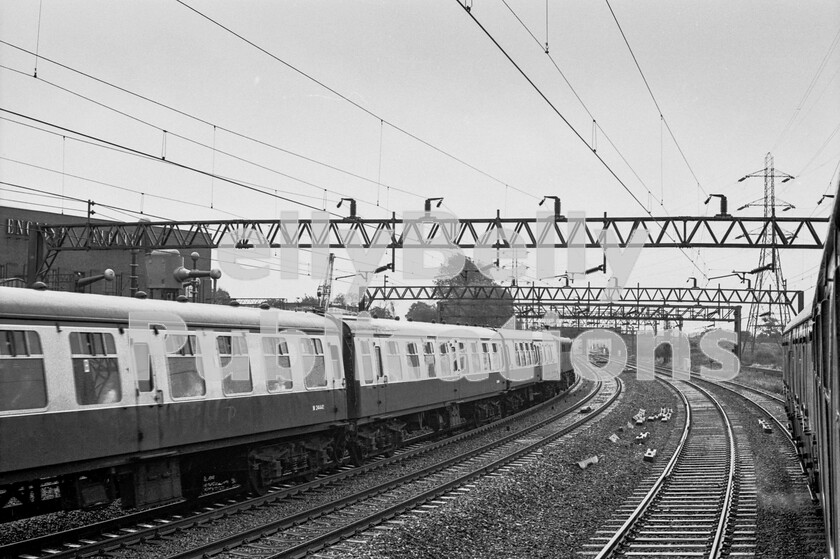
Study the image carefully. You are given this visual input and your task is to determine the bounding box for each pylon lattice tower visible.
[739,152,795,355]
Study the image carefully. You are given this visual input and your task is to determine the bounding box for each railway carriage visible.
[783,177,839,559]
[0,287,574,521]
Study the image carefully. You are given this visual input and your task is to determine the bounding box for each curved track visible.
[159,374,621,559]
[591,376,743,559]
[2,378,600,559]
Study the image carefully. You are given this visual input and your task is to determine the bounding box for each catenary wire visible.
[173,1,539,201]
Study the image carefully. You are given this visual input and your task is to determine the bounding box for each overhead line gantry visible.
[27,213,829,283]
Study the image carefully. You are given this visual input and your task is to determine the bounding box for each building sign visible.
[5,218,43,238]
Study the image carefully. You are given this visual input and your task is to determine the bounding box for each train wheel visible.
[349,442,364,467]
[181,472,204,500]
[247,467,269,495]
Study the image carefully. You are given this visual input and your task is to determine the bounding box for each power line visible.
[0,40,425,209]
[173,1,539,202]
[0,108,342,215]
[603,0,707,197]
[0,62,397,215]
[455,2,709,281]
[0,155,245,218]
[457,2,646,210]
[772,25,840,152]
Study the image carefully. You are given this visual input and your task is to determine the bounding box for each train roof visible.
[783,304,812,335]
[785,174,839,335]
[344,314,568,341]
[0,287,328,331]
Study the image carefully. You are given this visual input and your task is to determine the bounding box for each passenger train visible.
[783,178,840,558]
[0,287,574,520]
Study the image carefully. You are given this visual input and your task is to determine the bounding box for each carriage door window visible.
[374,345,384,379]
[438,343,451,376]
[218,334,253,395]
[0,330,47,411]
[424,342,436,377]
[262,337,293,392]
[300,337,327,389]
[167,334,206,398]
[132,340,153,392]
[70,332,121,405]
[457,342,467,372]
[359,341,374,384]
[386,341,403,381]
[490,343,500,370]
[406,342,421,379]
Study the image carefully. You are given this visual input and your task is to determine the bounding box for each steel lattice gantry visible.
[364,285,804,313]
[508,302,740,323]
[27,214,829,281]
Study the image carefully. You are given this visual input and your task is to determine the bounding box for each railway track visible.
[2,377,598,559]
[149,373,620,559]
[586,376,748,559]
[696,375,826,553]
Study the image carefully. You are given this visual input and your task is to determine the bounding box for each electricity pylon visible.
[737,152,795,356]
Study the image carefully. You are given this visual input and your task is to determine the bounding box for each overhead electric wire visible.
[173,1,539,202]
[0,62,396,215]
[797,120,840,177]
[603,0,707,198]
[0,180,368,283]
[0,40,426,209]
[0,155,246,219]
[456,2,709,281]
[772,25,840,152]
[0,108,342,216]
[0,180,173,221]
[456,3,645,210]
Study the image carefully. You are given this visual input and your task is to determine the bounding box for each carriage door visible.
[373,342,388,412]
[129,331,163,453]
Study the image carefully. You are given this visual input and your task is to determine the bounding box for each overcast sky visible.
[1,1,838,323]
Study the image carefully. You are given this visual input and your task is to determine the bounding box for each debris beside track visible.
[342,371,682,559]
[711,388,827,559]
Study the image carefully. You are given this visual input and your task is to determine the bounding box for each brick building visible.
[0,206,212,300]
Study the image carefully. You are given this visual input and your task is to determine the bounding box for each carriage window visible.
[374,345,385,379]
[386,341,403,381]
[469,342,481,372]
[481,343,491,371]
[218,334,253,394]
[406,342,421,378]
[168,334,206,398]
[490,343,501,370]
[132,341,154,392]
[0,330,47,411]
[329,344,341,382]
[424,342,436,377]
[438,343,451,376]
[359,341,374,384]
[301,337,327,389]
[70,332,121,405]
[262,337,292,392]
[457,342,467,372]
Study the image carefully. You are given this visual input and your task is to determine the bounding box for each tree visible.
[406,301,438,323]
[760,315,782,342]
[655,342,672,363]
[369,305,394,319]
[264,298,288,309]
[434,257,514,328]
[300,295,320,308]
[212,287,232,305]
